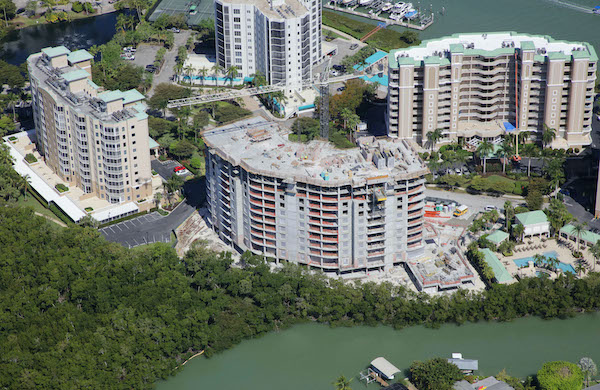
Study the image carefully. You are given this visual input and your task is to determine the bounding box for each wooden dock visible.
[370,371,390,387]
[324,4,434,31]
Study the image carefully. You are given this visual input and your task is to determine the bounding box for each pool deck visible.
[498,236,594,279]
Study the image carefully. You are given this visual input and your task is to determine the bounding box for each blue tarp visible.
[503,122,517,132]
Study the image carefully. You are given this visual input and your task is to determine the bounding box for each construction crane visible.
[317,56,333,139]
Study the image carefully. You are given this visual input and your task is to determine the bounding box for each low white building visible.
[515,210,550,238]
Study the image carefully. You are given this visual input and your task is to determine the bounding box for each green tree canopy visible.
[409,357,463,390]
[537,361,584,390]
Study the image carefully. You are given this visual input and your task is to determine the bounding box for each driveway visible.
[151,159,193,181]
[100,178,205,248]
[151,30,193,91]
[132,44,160,69]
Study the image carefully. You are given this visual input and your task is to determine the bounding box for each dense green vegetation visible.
[4,191,600,388]
[322,10,419,51]
[537,361,584,390]
[409,357,463,390]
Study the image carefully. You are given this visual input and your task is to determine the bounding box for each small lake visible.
[157,314,600,389]
[0,12,121,65]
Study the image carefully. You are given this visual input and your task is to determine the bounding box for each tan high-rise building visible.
[387,32,597,148]
[28,46,152,205]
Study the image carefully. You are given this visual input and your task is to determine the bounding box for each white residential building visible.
[214,0,322,91]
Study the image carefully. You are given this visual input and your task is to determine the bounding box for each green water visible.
[327,0,600,53]
[158,314,600,389]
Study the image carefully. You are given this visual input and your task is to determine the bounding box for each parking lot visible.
[100,212,172,248]
[151,159,193,181]
[131,44,161,71]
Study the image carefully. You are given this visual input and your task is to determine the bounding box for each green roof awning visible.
[559,224,600,245]
[487,230,509,245]
[62,69,89,82]
[515,210,548,226]
[67,49,93,63]
[42,46,70,58]
[481,248,514,284]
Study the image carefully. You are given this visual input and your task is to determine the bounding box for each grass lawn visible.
[322,10,419,51]
[16,196,65,227]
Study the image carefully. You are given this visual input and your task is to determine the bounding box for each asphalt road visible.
[100,178,205,248]
[151,30,193,91]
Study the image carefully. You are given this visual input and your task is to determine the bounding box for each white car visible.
[484,205,496,211]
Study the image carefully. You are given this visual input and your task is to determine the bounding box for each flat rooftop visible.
[406,248,476,291]
[27,49,146,124]
[218,0,308,19]
[203,117,428,186]
[390,32,597,66]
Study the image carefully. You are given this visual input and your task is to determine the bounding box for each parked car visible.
[123,47,136,53]
[173,165,188,175]
[484,205,497,211]
[330,69,339,77]
[455,167,462,175]
[170,27,180,33]
[349,43,359,50]
[337,86,345,92]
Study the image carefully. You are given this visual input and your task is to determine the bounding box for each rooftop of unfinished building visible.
[390,31,597,66]
[203,117,428,186]
[218,0,308,19]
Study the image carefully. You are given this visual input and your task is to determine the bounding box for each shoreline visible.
[8,7,119,32]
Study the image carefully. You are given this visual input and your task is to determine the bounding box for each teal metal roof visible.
[67,49,93,63]
[487,230,510,245]
[122,89,145,104]
[42,46,70,58]
[87,79,100,90]
[387,31,597,68]
[354,51,388,71]
[449,43,464,53]
[98,90,125,103]
[481,248,514,284]
[515,210,548,226]
[62,69,89,82]
[559,224,600,245]
[521,41,535,51]
[148,137,159,149]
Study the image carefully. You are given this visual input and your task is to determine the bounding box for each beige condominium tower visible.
[386,32,597,149]
[28,46,152,205]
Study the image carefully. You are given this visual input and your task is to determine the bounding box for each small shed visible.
[487,230,509,245]
[448,353,479,373]
[370,357,401,380]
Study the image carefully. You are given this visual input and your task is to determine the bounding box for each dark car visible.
[350,43,359,50]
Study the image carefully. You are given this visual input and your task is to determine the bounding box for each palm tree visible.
[154,192,162,209]
[590,241,600,272]
[225,65,239,87]
[504,200,514,230]
[6,93,19,121]
[499,139,514,174]
[477,140,494,175]
[542,124,557,148]
[198,67,208,86]
[426,128,443,152]
[575,262,586,277]
[521,143,539,177]
[346,112,361,142]
[544,158,565,197]
[572,222,587,250]
[184,65,195,84]
[513,223,525,243]
[212,63,222,86]
[333,375,353,390]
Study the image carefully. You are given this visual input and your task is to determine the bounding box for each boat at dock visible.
[360,0,374,5]
[594,5,600,13]
[381,2,393,11]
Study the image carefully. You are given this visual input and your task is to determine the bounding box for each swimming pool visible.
[513,251,576,274]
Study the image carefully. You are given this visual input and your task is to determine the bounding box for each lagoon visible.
[158,314,600,389]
